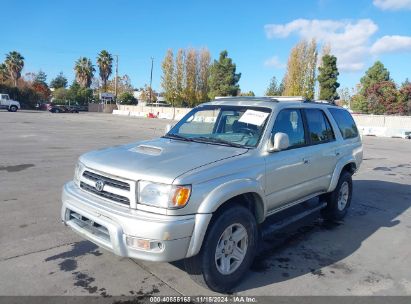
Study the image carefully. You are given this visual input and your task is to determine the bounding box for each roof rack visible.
[214,96,307,102]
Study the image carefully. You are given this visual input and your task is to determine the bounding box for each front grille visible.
[80,181,130,205]
[83,170,130,191]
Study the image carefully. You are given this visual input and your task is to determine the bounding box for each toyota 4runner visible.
[61,97,363,292]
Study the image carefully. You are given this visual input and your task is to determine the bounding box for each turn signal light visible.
[171,186,191,208]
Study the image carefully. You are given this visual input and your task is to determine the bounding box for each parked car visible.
[70,105,88,112]
[61,97,363,292]
[49,105,79,113]
[0,93,21,112]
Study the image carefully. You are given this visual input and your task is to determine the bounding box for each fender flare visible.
[197,178,265,216]
[328,156,357,193]
[185,179,265,258]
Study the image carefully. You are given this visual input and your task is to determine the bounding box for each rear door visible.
[300,108,339,192]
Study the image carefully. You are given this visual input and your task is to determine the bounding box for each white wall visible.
[113,105,411,139]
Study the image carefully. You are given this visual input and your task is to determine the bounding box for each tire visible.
[321,171,353,221]
[184,207,257,293]
[9,105,17,112]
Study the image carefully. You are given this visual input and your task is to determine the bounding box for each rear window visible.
[305,109,335,144]
[328,108,359,139]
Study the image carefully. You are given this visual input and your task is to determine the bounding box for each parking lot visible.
[1,110,410,297]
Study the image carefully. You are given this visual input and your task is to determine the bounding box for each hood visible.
[80,137,248,184]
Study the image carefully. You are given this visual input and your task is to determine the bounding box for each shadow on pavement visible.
[176,179,411,292]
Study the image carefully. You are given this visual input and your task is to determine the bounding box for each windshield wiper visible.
[162,133,193,142]
[191,136,245,148]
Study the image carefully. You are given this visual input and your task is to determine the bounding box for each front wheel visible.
[321,171,353,221]
[184,207,257,293]
[9,105,18,112]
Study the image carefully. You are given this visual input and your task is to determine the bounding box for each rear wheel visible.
[321,171,352,221]
[184,207,257,293]
[9,105,17,112]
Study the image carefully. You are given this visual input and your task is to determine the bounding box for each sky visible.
[1,0,411,96]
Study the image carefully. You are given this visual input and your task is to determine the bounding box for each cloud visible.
[371,35,411,53]
[264,19,378,72]
[373,0,411,10]
[264,56,286,68]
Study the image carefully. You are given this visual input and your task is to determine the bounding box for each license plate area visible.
[68,209,110,242]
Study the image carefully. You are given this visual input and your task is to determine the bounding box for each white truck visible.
[0,94,21,112]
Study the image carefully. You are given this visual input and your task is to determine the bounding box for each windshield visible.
[165,105,272,148]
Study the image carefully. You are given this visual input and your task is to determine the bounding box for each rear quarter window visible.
[328,108,359,139]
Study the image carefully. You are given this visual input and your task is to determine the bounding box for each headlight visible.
[138,181,191,209]
[73,161,85,186]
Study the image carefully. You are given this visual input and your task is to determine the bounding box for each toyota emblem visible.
[95,180,105,192]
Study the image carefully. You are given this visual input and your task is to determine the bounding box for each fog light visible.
[126,236,150,250]
[126,236,163,251]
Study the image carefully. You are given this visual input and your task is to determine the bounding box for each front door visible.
[265,108,313,211]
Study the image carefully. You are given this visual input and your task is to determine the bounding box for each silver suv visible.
[61,97,362,292]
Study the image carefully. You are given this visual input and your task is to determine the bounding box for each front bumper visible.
[61,181,198,262]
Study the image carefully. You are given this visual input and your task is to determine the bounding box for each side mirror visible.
[268,132,290,152]
[165,124,173,134]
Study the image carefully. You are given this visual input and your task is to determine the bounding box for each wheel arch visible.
[186,180,265,258]
[327,158,357,193]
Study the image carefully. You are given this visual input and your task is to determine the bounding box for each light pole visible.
[114,55,119,101]
[149,57,154,107]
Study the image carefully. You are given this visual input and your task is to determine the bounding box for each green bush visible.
[117,92,137,105]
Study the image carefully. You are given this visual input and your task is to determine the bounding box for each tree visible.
[184,48,198,107]
[265,76,283,96]
[240,91,255,96]
[360,61,390,95]
[97,50,113,91]
[52,87,69,101]
[106,74,133,96]
[366,81,402,115]
[31,70,50,100]
[283,39,317,99]
[50,72,68,89]
[74,57,95,88]
[34,70,47,84]
[208,50,241,99]
[174,49,185,106]
[0,63,9,83]
[303,39,318,100]
[5,51,24,87]
[351,94,368,113]
[118,92,137,105]
[67,81,94,105]
[337,87,353,108]
[318,54,340,101]
[197,48,211,103]
[139,85,157,102]
[283,41,305,96]
[399,82,411,115]
[161,49,175,105]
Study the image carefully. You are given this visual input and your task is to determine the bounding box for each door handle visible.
[336,151,341,156]
[303,158,310,164]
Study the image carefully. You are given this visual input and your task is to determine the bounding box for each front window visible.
[165,105,272,148]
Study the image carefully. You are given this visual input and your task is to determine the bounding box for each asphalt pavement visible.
[0,110,410,297]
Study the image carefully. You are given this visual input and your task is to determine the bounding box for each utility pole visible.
[114,55,119,101]
[149,57,154,106]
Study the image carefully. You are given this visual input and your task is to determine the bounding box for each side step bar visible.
[261,202,327,239]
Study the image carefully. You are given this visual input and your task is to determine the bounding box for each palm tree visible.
[74,57,95,88]
[5,51,24,86]
[97,50,113,91]
[0,63,9,83]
